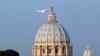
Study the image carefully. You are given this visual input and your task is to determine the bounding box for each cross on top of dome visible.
[51,6,53,11]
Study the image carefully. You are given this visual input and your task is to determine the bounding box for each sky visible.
[0,0,100,56]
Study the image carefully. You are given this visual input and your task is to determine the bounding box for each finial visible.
[86,45,90,50]
[51,6,53,11]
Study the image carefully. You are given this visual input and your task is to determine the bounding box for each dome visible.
[83,46,94,56]
[35,23,70,42]
[34,7,70,43]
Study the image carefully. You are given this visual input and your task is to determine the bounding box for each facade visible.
[32,7,94,56]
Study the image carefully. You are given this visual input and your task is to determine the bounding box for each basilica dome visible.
[35,7,70,43]
[33,7,72,56]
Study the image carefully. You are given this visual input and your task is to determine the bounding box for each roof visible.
[35,22,70,42]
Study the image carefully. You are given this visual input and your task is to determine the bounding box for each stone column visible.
[52,46,55,56]
[33,47,36,56]
[40,46,42,56]
[45,46,48,56]
[66,45,69,56]
[59,46,62,56]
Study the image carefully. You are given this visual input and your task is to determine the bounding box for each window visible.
[48,49,52,54]
[55,46,58,54]
[62,46,65,53]
[55,48,58,54]
[43,49,45,54]
[62,48,64,53]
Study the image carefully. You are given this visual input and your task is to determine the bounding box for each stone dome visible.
[35,7,70,43]
[83,46,94,56]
